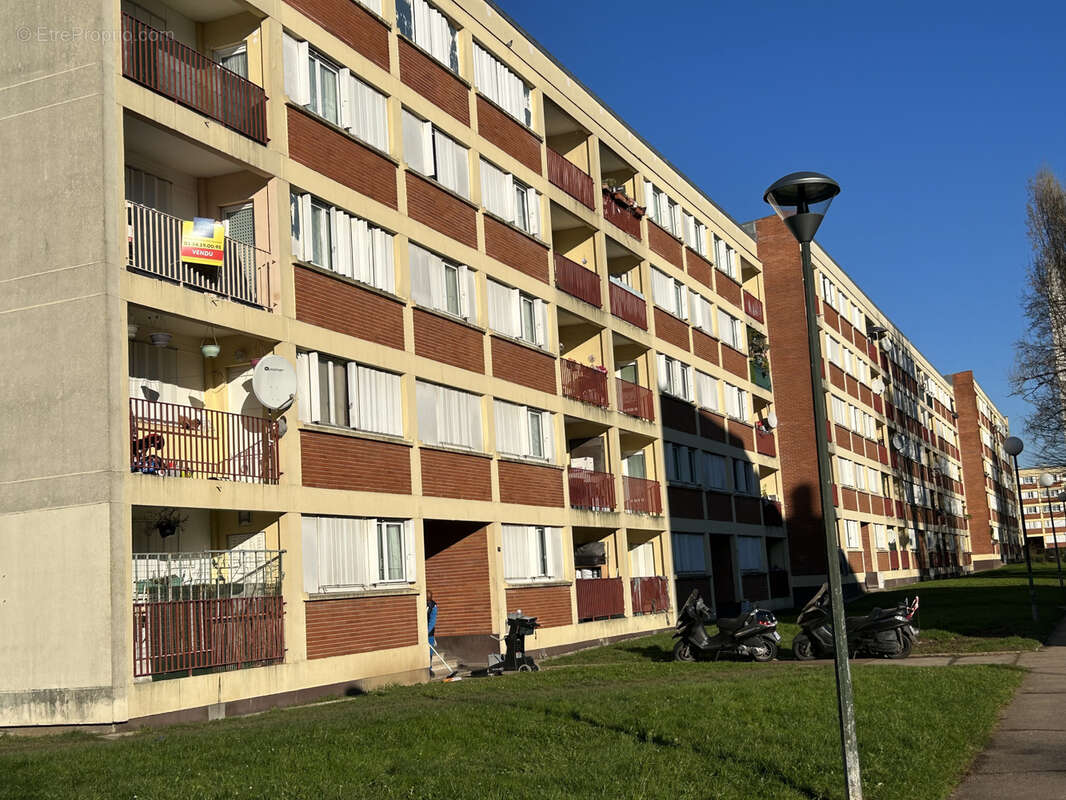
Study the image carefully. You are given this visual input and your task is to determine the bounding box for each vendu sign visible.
[181,217,225,268]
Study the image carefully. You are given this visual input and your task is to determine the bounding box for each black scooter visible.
[792,584,919,660]
[672,590,780,662]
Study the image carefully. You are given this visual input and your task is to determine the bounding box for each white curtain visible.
[487,278,520,338]
[650,268,674,312]
[409,243,445,310]
[128,342,204,408]
[349,363,403,437]
[433,129,469,198]
[350,217,395,292]
[694,370,718,411]
[643,181,656,221]
[494,400,526,457]
[417,382,481,450]
[473,43,531,124]
[302,516,375,593]
[402,110,433,176]
[348,75,389,151]
[480,159,514,221]
[630,541,656,578]
[672,533,706,573]
[503,525,562,581]
[656,353,670,393]
[412,0,457,70]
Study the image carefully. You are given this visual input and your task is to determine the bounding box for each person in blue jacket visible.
[427,591,438,675]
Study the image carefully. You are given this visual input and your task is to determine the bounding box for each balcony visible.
[130,398,280,484]
[630,576,670,615]
[576,577,625,621]
[547,148,596,209]
[623,476,662,515]
[617,378,654,421]
[568,467,616,511]
[756,429,777,457]
[133,548,284,678]
[743,290,765,324]
[562,359,609,408]
[609,280,648,330]
[121,13,267,143]
[602,188,643,239]
[127,202,272,309]
[750,359,772,391]
[554,253,602,307]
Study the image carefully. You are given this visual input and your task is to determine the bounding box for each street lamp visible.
[1039,473,1065,594]
[1004,436,1038,621]
[764,172,863,800]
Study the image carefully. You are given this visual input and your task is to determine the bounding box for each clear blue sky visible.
[495,0,1066,465]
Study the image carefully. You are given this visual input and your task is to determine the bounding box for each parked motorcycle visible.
[792,584,919,660]
[672,589,781,662]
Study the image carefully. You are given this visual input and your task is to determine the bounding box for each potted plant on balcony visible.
[749,331,770,369]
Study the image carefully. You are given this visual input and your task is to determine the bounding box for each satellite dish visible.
[892,433,906,451]
[871,378,885,395]
[766,411,778,429]
[879,338,893,352]
[252,355,297,412]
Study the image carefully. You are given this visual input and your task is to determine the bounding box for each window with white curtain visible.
[717,309,744,352]
[472,42,532,126]
[396,0,459,72]
[486,278,547,347]
[502,524,563,581]
[842,519,860,549]
[657,353,693,402]
[837,457,855,487]
[402,109,470,198]
[689,291,714,336]
[723,382,749,421]
[494,400,553,462]
[694,370,719,412]
[673,533,706,573]
[825,336,841,367]
[282,35,389,151]
[290,191,396,293]
[874,524,887,550]
[682,211,707,255]
[416,381,482,450]
[125,166,173,213]
[703,452,728,490]
[831,395,848,427]
[643,182,681,236]
[867,466,881,494]
[630,541,656,578]
[650,268,688,319]
[409,243,477,322]
[737,536,767,572]
[295,352,403,437]
[128,341,204,407]
[302,515,415,593]
[480,159,540,235]
[733,459,757,495]
[713,235,738,280]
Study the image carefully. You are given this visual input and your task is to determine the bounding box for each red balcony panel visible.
[742,290,765,323]
[624,476,662,515]
[631,576,670,615]
[547,148,595,209]
[872,395,884,415]
[602,189,642,239]
[561,359,609,407]
[756,429,777,457]
[617,378,654,421]
[576,577,625,621]
[609,281,648,329]
[568,468,616,511]
[554,253,602,307]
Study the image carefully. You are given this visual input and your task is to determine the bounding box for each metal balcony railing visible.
[554,253,601,307]
[121,13,268,143]
[576,577,625,621]
[547,148,596,209]
[561,359,609,407]
[127,201,271,309]
[609,280,648,330]
[616,378,654,421]
[742,290,765,323]
[630,576,670,615]
[602,188,643,239]
[568,467,616,511]
[623,476,662,515]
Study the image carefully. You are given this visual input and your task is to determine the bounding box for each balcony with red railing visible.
[617,378,655,421]
[561,359,609,407]
[568,467,616,511]
[547,148,596,209]
[602,189,643,239]
[554,253,602,307]
[129,397,280,484]
[609,280,648,329]
[623,476,662,515]
[756,429,777,457]
[630,576,670,615]
[121,13,268,144]
[743,290,765,324]
[576,577,626,621]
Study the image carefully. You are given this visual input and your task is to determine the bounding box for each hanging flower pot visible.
[201,343,221,358]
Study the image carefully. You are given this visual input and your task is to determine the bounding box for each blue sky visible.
[494,0,1066,464]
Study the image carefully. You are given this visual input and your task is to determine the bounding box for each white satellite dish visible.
[891,433,906,451]
[252,355,297,412]
[871,378,885,395]
[879,338,893,352]
[766,411,779,430]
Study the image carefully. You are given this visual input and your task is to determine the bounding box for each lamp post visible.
[1039,473,1065,593]
[764,172,862,799]
[1004,436,1038,621]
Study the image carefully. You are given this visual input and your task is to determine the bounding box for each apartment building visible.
[950,371,1023,566]
[0,0,784,727]
[1018,466,1066,557]
[755,215,975,601]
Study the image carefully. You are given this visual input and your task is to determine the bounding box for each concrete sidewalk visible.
[950,618,1066,799]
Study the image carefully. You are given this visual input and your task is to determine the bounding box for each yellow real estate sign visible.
[181,218,225,268]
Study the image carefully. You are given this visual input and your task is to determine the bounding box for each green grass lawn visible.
[0,662,1022,800]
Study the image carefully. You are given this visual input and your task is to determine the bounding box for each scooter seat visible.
[715,615,744,632]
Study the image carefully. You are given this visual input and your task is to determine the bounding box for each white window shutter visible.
[464,266,477,323]
[284,35,311,106]
[657,353,669,392]
[526,187,539,236]
[403,521,416,583]
[350,216,372,284]
[299,194,314,261]
[679,286,689,320]
[402,111,432,175]
[306,352,321,423]
[338,68,352,129]
[345,361,360,430]
[643,180,655,220]
[382,370,402,437]
[671,203,682,238]
[416,381,438,445]
[549,528,564,579]
[409,244,434,308]
[540,411,554,463]
[533,298,547,346]
[670,359,682,396]
[301,517,321,594]
[334,209,353,278]
[296,352,311,422]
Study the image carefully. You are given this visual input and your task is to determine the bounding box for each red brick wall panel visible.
[842,489,858,511]
[505,585,572,627]
[406,172,478,248]
[294,266,405,349]
[706,491,734,522]
[398,38,469,124]
[734,496,763,525]
[668,486,705,519]
[413,308,484,373]
[421,448,492,500]
[305,594,418,659]
[720,344,748,380]
[648,222,683,268]
[491,336,556,393]
[476,96,540,173]
[301,430,412,494]
[485,216,549,283]
[288,107,397,208]
[829,364,846,391]
[654,308,691,351]
[498,461,564,507]
[661,395,697,434]
[728,420,755,452]
[425,524,492,636]
[284,0,389,69]
[691,330,720,366]
[847,551,865,574]
[698,410,728,442]
[687,249,714,289]
[716,271,742,308]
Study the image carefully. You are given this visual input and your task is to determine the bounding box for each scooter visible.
[672,589,780,662]
[792,584,919,660]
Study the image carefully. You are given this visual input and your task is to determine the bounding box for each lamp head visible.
[1040,472,1055,489]
[1003,436,1024,457]
[763,171,840,244]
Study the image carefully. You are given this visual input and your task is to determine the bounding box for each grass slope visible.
[0,662,1021,800]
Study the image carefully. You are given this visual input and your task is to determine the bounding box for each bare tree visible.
[1011,168,1066,463]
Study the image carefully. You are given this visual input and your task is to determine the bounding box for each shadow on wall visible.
[788,482,861,606]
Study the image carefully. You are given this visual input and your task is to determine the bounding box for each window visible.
[651,268,688,319]
[713,235,738,280]
[409,243,476,321]
[480,159,540,234]
[302,516,414,592]
[402,110,470,198]
[416,381,483,450]
[831,395,848,427]
[737,536,767,572]
[472,43,532,126]
[295,352,403,437]
[644,182,681,236]
[689,291,714,336]
[682,211,707,255]
[694,370,719,412]
[306,48,340,124]
[821,274,837,309]
[494,400,553,462]
[666,443,698,485]
[128,341,204,407]
[502,524,563,581]
[843,519,860,549]
[825,336,841,366]
[657,354,693,401]
[717,309,744,352]
[733,459,757,495]
[673,533,706,573]
[723,382,749,421]
[486,278,548,347]
[396,0,459,72]
[868,466,881,495]
[290,192,396,292]
[630,541,656,578]
[838,458,855,487]
[703,452,728,490]
[125,166,172,213]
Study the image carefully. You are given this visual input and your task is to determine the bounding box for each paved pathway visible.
[950,618,1066,799]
